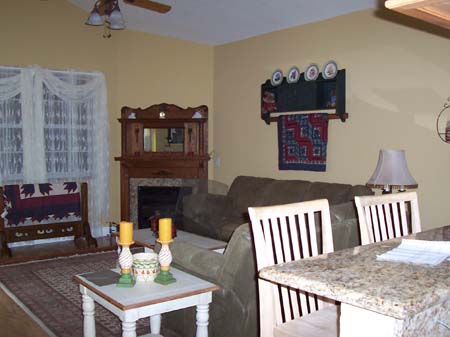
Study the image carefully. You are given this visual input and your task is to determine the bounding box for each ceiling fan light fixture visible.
[108,7,126,30]
[86,0,170,37]
[85,7,103,26]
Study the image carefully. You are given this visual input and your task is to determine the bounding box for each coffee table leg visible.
[122,321,137,337]
[150,314,161,334]
[82,294,96,337]
[196,304,209,337]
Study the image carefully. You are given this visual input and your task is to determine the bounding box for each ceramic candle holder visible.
[116,241,136,287]
[154,239,176,285]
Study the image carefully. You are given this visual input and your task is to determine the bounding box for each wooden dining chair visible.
[248,199,338,337]
[355,191,421,245]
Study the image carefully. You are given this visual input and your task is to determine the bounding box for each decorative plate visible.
[305,64,319,81]
[271,69,283,86]
[287,66,300,84]
[322,61,338,79]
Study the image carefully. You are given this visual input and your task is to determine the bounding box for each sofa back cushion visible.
[347,185,374,200]
[227,176,274,216]
[226,176,373,226]
[302,182,353,205]
[259,180,312,206]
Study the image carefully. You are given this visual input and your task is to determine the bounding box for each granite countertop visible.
[259,226,450,320]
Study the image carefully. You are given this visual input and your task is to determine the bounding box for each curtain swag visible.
[0,65,110,237]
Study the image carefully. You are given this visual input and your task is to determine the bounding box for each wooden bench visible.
[0,182,97,257]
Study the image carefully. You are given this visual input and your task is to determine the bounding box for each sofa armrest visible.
[165,224,258,337]
[166,240,226,284]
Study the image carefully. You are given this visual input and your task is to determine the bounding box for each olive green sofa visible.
[162,175,373,337]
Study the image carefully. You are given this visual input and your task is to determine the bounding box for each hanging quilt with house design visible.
[278,113,329,171]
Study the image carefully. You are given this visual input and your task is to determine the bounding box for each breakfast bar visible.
[259,225,450,337]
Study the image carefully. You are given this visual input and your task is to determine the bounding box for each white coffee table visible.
[129,229,227,253]
[74,268,220,337]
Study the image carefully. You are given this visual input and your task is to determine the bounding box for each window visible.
[0,66,109,237]
[0,68,23,181]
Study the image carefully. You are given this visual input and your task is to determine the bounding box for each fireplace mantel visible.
[115,103,209,220]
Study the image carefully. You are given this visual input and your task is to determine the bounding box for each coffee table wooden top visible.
[74,268,220,311]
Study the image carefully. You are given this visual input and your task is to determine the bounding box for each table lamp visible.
[366,149,418,193]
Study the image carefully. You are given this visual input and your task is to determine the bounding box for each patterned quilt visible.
[2,182,81,227]
[278,113,329,171]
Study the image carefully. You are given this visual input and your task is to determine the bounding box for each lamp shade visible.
[367,149,418,189]
[86,8,103,26]
[109,8,126,30]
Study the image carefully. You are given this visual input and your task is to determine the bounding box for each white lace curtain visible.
[0,65,109,237]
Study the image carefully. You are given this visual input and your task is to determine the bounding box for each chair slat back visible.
[249,199,334,336]
[355,191,421,245]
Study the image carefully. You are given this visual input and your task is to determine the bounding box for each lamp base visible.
[154,270,176,285]
[116,272,135,287]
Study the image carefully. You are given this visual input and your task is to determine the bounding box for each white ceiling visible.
[69,0,378,45]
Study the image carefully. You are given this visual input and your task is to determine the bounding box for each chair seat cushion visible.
[274,305,339,337]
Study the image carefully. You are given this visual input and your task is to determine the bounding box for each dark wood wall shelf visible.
[261,69,347,124]
[268,113,348,123]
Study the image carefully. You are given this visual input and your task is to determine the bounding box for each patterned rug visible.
[278,113,329,171]
[0,250,180,337]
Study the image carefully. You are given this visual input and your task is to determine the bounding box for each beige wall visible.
[3,1,449,231]
[1,0,213,224]
[213,10,450,230]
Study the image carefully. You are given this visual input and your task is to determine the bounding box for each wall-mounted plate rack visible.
[261,69,347,124]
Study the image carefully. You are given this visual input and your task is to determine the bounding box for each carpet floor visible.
[0,250,180,337]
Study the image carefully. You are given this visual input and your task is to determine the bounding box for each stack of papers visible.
[377,239,450,266]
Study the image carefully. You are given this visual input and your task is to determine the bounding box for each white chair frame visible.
[355,191,421,245]
[249,199,337,337]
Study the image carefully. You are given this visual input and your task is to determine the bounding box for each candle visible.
[159,218,172,242]
[119,221,133,244]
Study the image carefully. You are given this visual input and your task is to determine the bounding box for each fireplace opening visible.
[137,186,192,229]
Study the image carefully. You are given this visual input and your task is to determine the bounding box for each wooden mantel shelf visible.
[385,0,450,30]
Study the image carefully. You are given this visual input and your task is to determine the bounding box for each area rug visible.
[0,250,180,337]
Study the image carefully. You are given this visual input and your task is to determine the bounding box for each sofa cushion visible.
[258,180,312,206]
[329,201,361,250]
[347,185,375,199]
[302,182,353,205]
[227,176,274,216]
[219,218,245,241]
[183,193,233,225]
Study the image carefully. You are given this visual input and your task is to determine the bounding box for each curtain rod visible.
[0,65,102,77]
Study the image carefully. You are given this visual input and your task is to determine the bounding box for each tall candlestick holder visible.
[116,241,136,287]
[154,239,176,285]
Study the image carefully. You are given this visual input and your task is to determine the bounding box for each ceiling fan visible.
[123,0,171,14]
[86,0,171,37]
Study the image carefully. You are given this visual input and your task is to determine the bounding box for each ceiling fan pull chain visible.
[103,25,112,38]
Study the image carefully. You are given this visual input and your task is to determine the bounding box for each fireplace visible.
[114,103,210,223]
[137,186,192,229]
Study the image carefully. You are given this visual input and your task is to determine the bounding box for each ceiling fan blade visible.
[124,0,172,13]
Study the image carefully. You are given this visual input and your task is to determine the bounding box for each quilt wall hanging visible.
[2,182,81,227]
[278,113,329,171]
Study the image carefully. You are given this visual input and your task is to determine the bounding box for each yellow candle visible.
[119,221,133,244]
[159,218,172,242]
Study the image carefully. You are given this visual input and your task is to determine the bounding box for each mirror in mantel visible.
[143,128,184,152]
